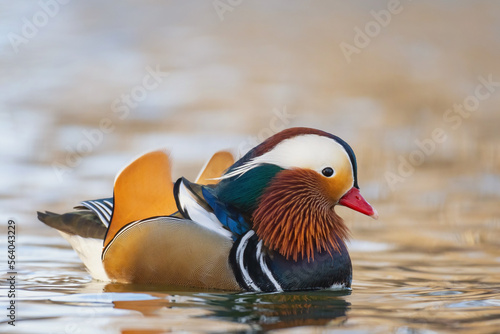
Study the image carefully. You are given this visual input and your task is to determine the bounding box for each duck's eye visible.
[322,167,334,177]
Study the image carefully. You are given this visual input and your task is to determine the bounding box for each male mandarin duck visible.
[38,127,378,292]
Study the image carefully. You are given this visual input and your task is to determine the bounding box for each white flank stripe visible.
[256,240,283,292]
[237,231,260,292]
[103,217,184,258]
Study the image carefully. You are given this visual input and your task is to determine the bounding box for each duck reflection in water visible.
[107,283,350,332]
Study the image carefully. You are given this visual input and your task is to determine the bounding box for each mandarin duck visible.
[38,127,377,292]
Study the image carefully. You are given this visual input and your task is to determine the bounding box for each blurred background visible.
[1,1,500,333]
[2,0,500,224]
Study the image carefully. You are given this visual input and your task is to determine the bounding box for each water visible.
[2,1,500,333]
[2,231,499,333]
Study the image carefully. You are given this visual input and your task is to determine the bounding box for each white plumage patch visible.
[58,232,110,282]
[329,283,349,290]
[220,134,353,179]
[177,181,233,239]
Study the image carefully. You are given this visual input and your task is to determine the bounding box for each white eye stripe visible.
[220,135,353,180]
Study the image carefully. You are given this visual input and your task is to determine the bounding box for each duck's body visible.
[38,127,377,291]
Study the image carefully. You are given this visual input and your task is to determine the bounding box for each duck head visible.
[215,127,377,261]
